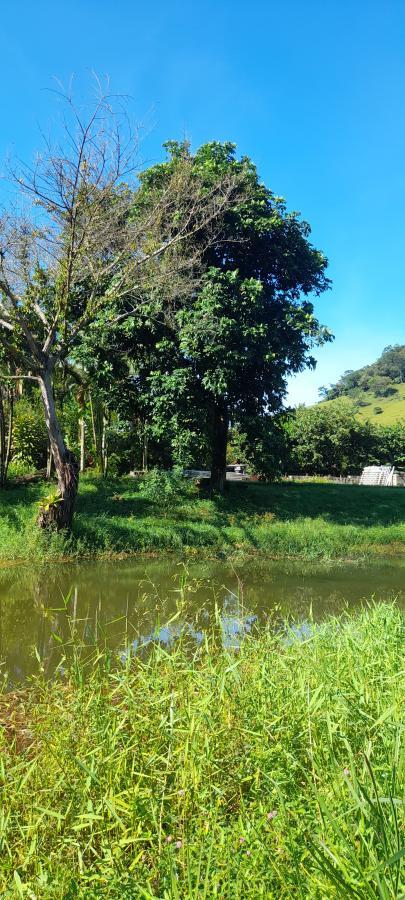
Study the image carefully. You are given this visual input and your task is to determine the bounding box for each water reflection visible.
[0,556,404,684]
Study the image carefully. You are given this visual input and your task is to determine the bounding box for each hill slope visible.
[319,345,405,424]
[320,385,405,424]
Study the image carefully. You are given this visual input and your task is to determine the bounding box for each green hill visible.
[319,345,405,424]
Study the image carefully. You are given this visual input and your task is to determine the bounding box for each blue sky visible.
[1,0,404,405]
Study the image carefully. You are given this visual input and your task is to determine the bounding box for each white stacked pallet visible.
[359,465,395,486]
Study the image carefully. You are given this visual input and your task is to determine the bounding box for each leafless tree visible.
[0,85,242,528]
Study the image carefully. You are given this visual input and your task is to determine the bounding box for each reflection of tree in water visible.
[0,558,404,684]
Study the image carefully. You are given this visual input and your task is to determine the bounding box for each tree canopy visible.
[128,141,331,489]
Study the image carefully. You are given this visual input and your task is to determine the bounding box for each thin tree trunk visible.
[37,370,79,530]
[210,402,229,493]
[101,413,108,477]
[89,392,104,472]
[4,388,13,483]
[46,440,53,480]
[142,426,149,472]
[79,417,86,473]
[89,392,98,457]
[0,388,5,488]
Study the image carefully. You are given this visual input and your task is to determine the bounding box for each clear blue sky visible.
[1,0,404,405]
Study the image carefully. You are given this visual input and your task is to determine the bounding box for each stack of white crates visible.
[359,466,395,486]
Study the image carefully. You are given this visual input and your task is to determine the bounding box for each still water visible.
[0,555,404,684]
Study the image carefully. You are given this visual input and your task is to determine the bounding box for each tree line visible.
[0,87,331,529]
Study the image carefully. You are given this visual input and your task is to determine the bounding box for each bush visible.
[7,458,37,478]
[138,466,196,513]
[12,400,48,469]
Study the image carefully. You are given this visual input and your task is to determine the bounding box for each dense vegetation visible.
[0,602,403,897]
[1,370,404,492]
[0,90,331,530]
[320,345,405,401]
[285,401,405,474]
[1,477,405,563]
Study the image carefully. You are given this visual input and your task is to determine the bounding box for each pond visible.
[0,555,404,684]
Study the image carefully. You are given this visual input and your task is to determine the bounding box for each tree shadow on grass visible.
[0,483,45,530]
[221,482,405,527]
[76,479,405,534]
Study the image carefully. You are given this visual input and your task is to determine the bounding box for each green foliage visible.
[12,398,48,468]
[0,603,403,896]
[132,141,332,472]
[323,344,405,401]
[287,401,405,474]
[138,466,197,512]
[6,458,36,478]
[58,395,81,458]
[38,489,62,513]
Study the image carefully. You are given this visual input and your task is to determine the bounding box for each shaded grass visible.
[0,603,403,897]
[0,476,405,563]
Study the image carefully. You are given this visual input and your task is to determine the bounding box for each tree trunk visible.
[0,385,14,488]
[0,388,5,488]
[37,371,79,531]
[46,440,53,480]
[142,427,149,472]
[79,417,86,473]
[5,388,13,483]
[101,413,108,477]
[89,392,104,473]
[210,402,229,493]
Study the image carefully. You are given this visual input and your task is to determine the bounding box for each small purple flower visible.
[165,835,173,844]
[343,768,350,776]
[175,840,182,849]
[267,810,277,821]
[239,836,246,844]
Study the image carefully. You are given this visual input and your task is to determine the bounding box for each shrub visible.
[138,466,196,513]
[12,400,47,469]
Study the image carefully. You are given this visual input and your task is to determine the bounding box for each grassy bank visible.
[0,603,403,897]
[1,476,405,563]
[321,386,405,425]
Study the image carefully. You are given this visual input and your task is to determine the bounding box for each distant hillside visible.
[318,345,405,424]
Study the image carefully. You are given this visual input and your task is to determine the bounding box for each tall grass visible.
[0,602,403,897]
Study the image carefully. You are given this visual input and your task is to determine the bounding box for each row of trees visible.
[284,402,405,475]
[2,387,404,487]
[0,87,331,529]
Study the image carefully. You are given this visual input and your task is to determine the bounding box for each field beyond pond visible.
[0,603,403,897]
[1,477,405,563]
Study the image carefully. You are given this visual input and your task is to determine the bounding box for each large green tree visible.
[135,142,332,490]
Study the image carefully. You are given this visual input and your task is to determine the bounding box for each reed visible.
[0,601,403,897]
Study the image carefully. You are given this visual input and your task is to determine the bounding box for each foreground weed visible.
[0,603,403,897]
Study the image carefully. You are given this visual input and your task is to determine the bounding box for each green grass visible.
[1,476,405,563]
[320,387,405,425]
[0,602,403,897]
